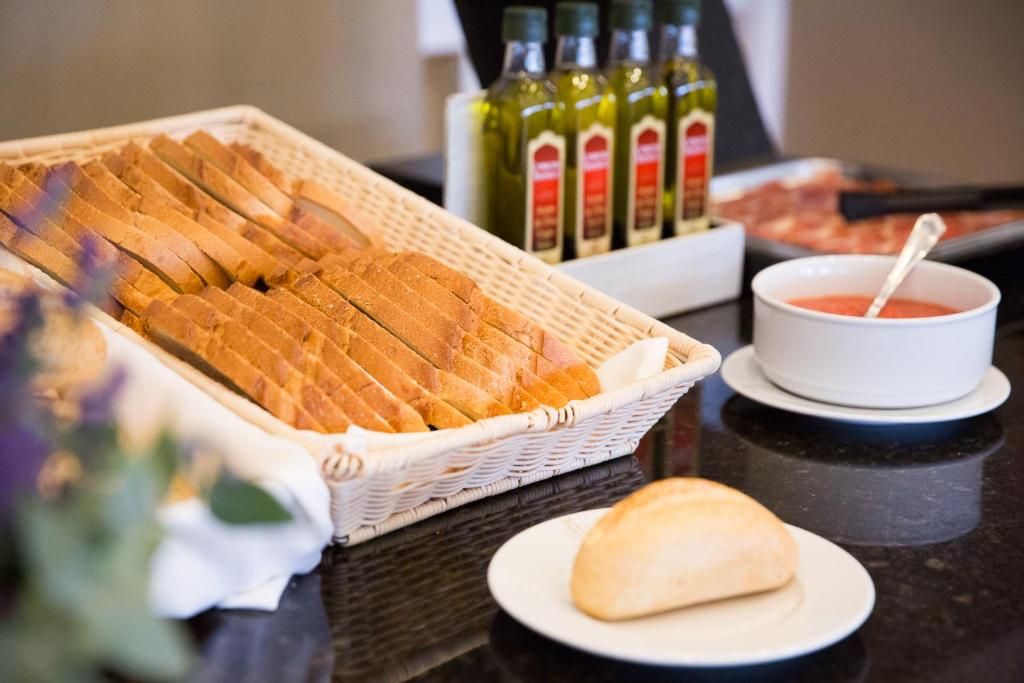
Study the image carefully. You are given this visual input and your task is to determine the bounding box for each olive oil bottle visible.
[657,0,717,235]
[551,2,616,260]
[482,6,566,264]
[606,0,667,248]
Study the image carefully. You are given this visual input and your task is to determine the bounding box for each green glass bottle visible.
[551,2,616,260]
[482,6,566,264]
[657,0,717,235]
[606,0,667,249]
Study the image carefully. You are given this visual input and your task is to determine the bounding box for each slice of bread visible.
[193,212,300,281]
[14,164,202,293]
[0,212,124,315]
[170,294,352,432]
[0,175,174,313]
[198,286,398,433]
[384,254,586,400]
[397,251,600,397]
[226,283,430,432]
[332,251,583,403]
[101,152,192,215]
[150,135,331,259]
[316,265,538,413]
[326,253,569,408]
[185,131,357,251]
[106,149,295,283]
[83,159,256,286]
[230,142,384,249]
[27,162,225,288]
[0,194,148,314]
[142,298,325,431]
[278,275,508,420]
[263,286,470,429]
[120,308,147,337]
[113,145,317,277]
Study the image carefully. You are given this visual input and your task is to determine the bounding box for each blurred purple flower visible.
[0,424,49,522]
[0,292,48,525]
[77,367,125,424]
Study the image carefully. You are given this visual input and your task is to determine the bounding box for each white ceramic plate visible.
[487,508,875,668]
[722,345,1010,425]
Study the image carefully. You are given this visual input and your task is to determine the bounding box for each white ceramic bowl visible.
[751,255,1000,408]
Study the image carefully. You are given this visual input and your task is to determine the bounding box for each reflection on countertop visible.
[189,248,1024,682]
[721,402,1004,546]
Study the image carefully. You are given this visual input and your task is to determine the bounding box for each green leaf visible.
[208,472,292,525]
[17,499,92,605]
[76,523,191,680]
[100,457,162,533]
[81,584,192,680]
[148,431,182,496]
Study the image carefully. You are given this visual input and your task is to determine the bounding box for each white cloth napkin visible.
[95,324,333,618]
[596,337,670,392]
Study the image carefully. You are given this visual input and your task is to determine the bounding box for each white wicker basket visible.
[0,105,721,544]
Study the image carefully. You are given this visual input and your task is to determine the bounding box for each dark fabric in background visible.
[453,0,776,170]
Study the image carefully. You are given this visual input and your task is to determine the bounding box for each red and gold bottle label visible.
[675,110,714,235]
[576,123,613,256]
[627,115,665,246]
[525,131,566,263]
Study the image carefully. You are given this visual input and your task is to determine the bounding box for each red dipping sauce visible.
[788,295,959,318]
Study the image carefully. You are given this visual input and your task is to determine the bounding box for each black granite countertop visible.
[189,249,1024,682]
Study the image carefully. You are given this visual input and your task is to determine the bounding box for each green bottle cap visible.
[503,6,548,43]
[656,0,701,26]
[609,0,653,31]
[555,2,599,37]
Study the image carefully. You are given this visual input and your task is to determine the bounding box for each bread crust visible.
[100,152,192,214]
[0,212,121,314]
[227,284,430,432]
[343,251,585,402]
[571,478,799,621]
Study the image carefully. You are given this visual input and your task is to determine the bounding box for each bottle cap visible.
[503,6,548,43]
[656,0,701,26]
[609,0,653,31]
[555,2,599,37]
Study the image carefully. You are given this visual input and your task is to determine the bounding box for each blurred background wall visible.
[0,0,1021,182]
[0,0,448,161]
[783,0,1024,184]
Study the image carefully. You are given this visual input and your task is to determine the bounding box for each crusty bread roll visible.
[571,478,799,621]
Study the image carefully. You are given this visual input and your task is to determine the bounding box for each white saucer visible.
[721,345,1010,425]
[488,508,875,668]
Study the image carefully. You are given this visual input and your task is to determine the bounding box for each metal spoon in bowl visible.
[864,213,947,318]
